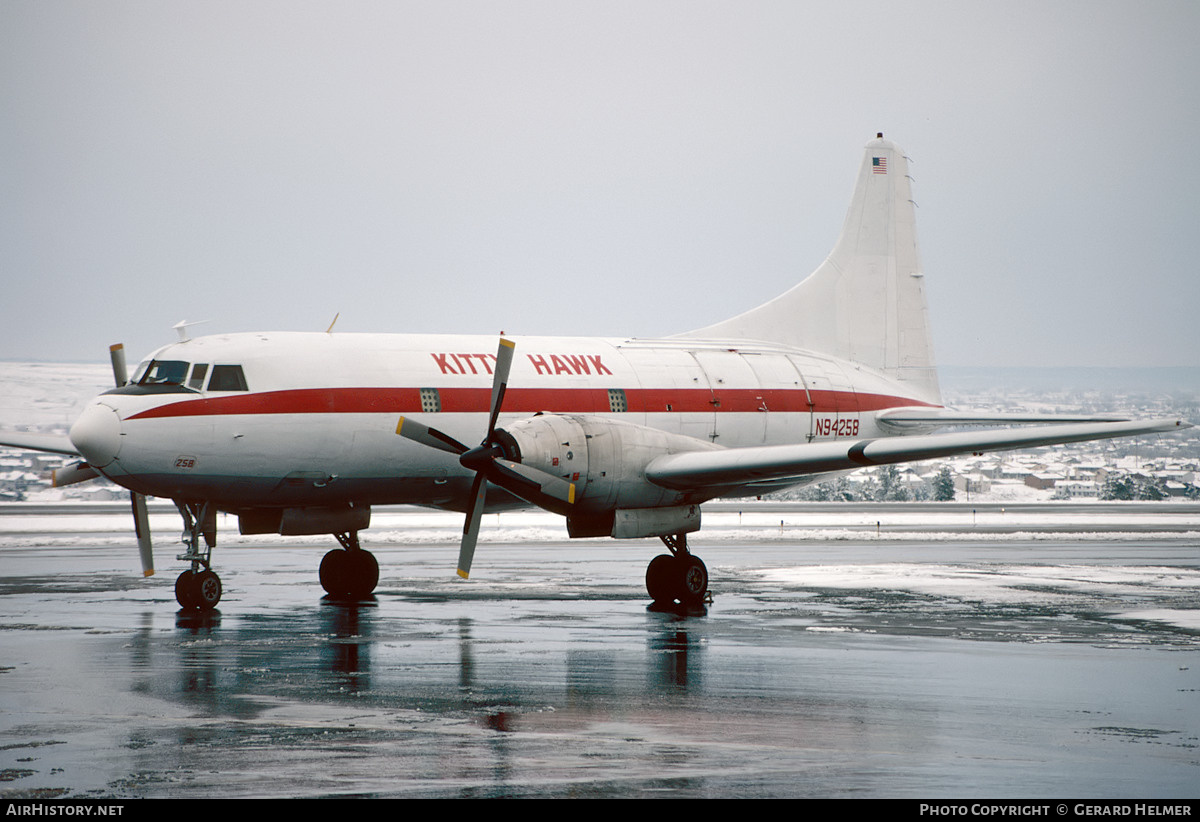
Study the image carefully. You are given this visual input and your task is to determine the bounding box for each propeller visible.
[396,338,575,578]
[52,461,100,486]
[109,343,155,577]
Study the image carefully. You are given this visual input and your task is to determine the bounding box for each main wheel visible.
[646,554,678,602]
[678,555,709,606]
[319,548,348,596]
[343,549,379,598]
[320,549,379,598]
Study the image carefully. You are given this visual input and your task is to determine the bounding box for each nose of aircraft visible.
[69,402,122,468]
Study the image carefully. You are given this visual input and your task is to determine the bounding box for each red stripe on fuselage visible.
[126,387,938,420]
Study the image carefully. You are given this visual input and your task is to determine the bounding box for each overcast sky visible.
[2,1,1197,368]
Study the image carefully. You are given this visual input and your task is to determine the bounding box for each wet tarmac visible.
[1,505,1198,798]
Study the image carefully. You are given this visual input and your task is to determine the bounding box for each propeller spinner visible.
[396,338,575,578]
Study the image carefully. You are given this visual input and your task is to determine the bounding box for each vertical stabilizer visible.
[679,135,941,403]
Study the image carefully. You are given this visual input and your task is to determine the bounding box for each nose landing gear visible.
[175,568,222,610]
[174,501,221,611]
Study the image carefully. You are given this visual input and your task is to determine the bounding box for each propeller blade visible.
[108,343,153,576]
[109,343,128,387]
[486,338,515,438]
[395,416,469,455]
[457,473,488,579]
[131,492,154,577]
[52,461,100,487]
[491,458,576,506]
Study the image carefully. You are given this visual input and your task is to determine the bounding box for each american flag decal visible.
[872,157,887,174]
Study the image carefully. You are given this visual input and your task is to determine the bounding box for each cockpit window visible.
[137,360,190,386]
[207,364,248,392]
[129,360,150,385]
[188,363,209,390]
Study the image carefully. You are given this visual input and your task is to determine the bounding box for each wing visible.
[874,407,1134,431]
[0,432,80,456]
[645,418,1191,491]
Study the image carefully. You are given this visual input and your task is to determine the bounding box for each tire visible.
[646,554,679,602]
[344,550,379,598]
[319,549,347,596]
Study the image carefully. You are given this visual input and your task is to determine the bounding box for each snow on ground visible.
[758,564,1200,632]
[3,505,1199,549]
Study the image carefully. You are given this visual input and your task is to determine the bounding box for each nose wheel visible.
[175,568,222,610]
[646,533,709,608]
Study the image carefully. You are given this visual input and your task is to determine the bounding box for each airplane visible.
[1,133,1189,612]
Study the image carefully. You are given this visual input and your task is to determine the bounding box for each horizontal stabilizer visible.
[646,419,1191,491]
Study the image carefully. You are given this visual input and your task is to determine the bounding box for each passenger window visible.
[207,365,248,392]
[188,363,209,390]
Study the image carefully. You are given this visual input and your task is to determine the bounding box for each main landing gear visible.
[319,531,379,600]
[645,533,709,610]
[174,501,222,611]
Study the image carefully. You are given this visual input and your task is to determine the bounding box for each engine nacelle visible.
[497,414,722,537]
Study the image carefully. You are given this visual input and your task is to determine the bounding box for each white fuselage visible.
[70,331,938,513]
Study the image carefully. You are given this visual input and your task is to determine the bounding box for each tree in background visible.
[933,466,956,501]
[874,465,910,501]
[1100,473,1168,501]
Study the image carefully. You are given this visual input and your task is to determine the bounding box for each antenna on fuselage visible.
[326,313,340,333]
[172,319,210,343]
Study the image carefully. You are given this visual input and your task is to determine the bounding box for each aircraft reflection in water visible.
[3,134,1188,611]
[140,601,709,736]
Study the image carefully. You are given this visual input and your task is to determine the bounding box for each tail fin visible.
[679,134,941,404]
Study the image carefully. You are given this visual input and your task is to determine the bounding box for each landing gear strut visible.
[319,531,379,599]
[646,533,709,608]
[174,501,221,611]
